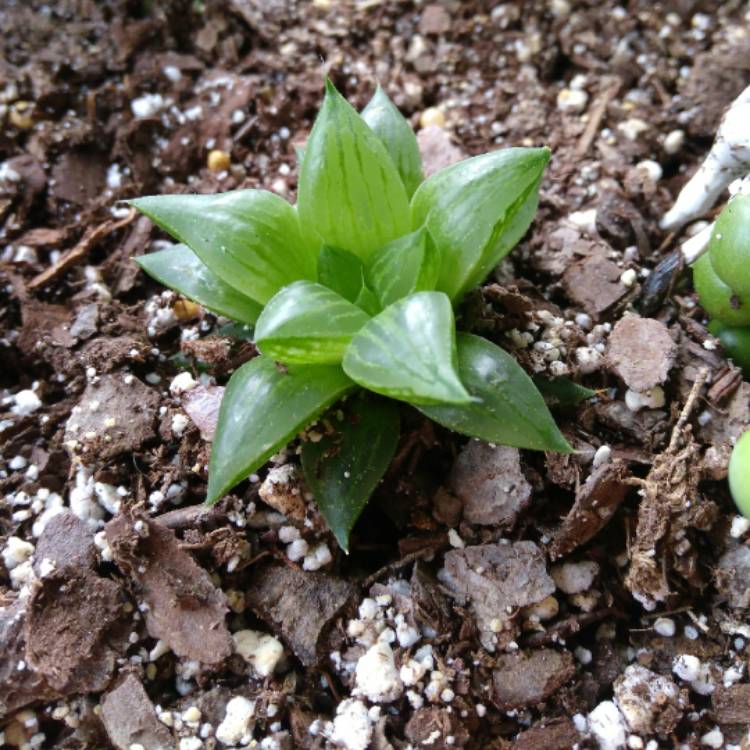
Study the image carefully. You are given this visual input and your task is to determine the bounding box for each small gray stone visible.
[448,442,531,528]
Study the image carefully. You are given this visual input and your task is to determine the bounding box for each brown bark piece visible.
[562,248,631,320]
[100,673,174,750]
[244,561,355,667]
[405,706,469,749]
[711,684,750,725]
[106,512,233,665]
[492,648,575,709]
[25,568,126,694]
[716,545,750,610]
[0,599,57,715]
[64,373,160,462]
[448,442,531,528]
[441,542,555,651]
[513,718,582,750]
[182,384,224,441]
[607,315,676,392]
[549,459,630,559]
[33,510,96,575]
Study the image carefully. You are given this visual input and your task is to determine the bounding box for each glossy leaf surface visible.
[366,227,440,308]
[420,333,572,452]
[130,190,317,304]
[255,281,370,365]
[297,80,411,262]
[317,245,366,304]
[136,243,262,324]
[693,253,750,327]
[708,194,750,297]
[343,291,471,405]
[729,428,750,518]
[207,357,353,503]
[302,395,399,552]
[361,86,423,198]
[411,148,549,301]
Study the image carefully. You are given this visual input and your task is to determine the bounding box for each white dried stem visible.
[661,84,750,231]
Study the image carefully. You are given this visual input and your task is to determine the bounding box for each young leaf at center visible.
[255,281,370,365]
[317,245,366,304]
[366,226,440,308]
[207,357,354,504]
[342,291,471,405]
[297,80,411,263]
[301,395,400,552]
[419,333,572,452]
[361,85,423,198]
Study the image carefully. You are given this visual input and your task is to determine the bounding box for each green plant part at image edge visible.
[729,429,750,518]
[130,79,573,551]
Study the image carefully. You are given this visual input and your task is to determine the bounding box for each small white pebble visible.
[592,445,611,468]
[701,727,724,748]
[730,516,750,538]
[663,129,685,155]
[654,617,676,637]
[620,268,637,287]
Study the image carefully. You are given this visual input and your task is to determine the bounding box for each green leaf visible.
[301,395,400,552]
[411,148,549,301]
[130,190,317,304]
[255,281,370,365]
[533,376,597,407]
[366,226,441,308]
[317,245,366,304]
[207,357,354,504]
[297,80,411,263]
[420,333,572,452]
[342,291,471,405]
[361,85,423,198]
[136,243,262,325]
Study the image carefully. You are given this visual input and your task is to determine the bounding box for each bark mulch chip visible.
[440,542,555,651]
[492,648,576,710]
[32,510,96,575]
[106,511,233,665]
[25,567,127,694]
[607,314,677,392]
[100,672,174,750]
[64,373,160,462]
[447,441,531,528]
[245,560,355,667]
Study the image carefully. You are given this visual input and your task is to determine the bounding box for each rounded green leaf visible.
[342,291,471,405]
[136,243,262,325]
[130,190,318,304]
[366,227,441,308]
[730,429,750,518]
[301,395,400,552]
[709,194,750,297]
[361,85,423,198]
[693,252,750,327]
[297,80,411,263]
[419,333,572,452]
[207,357,354,504]
[255,281,370,365]
[411,148,549,301]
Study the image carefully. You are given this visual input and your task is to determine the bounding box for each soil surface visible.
[1,1,750,749]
